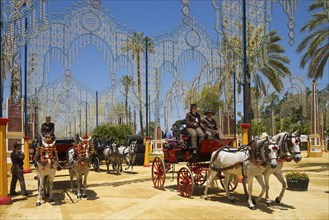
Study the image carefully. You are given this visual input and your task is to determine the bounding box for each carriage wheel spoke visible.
[177,167,194,197]
[152,157,166,189]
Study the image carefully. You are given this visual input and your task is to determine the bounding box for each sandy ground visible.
[1,151,328,220]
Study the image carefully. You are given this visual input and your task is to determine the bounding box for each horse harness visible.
[209,139,278,172]
[277,133,301,162]
[70,142,94,167]
[122,143,137,156]
[209,145,250,172]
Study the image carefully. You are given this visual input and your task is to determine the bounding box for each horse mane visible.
[254,137,269,162]
[273,132,288,150]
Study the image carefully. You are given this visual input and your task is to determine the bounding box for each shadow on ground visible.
[88,177,151,188]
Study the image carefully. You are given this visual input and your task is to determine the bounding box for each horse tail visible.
[209,149,221,170]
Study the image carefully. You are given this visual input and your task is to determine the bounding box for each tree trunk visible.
[125,91,128,124]
[137,52,144,133]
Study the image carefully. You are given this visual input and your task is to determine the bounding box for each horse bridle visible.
[123,142,137,156]
[74,142,94,164]
[280,133,301,158]
[263,140,279,165]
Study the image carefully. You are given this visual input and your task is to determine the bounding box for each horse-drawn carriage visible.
[33,133,95,205]
[152,121,302,209]
[151,122,237,198]
[89,137,138,174]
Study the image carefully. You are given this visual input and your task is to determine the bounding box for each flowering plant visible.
[285,171,309,180]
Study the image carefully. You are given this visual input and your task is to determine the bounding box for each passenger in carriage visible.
[201,110,224,139]
[185,104,205,154]
[165,124,184,148]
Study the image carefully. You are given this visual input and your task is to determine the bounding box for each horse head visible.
[129,141,137,154]
[111,141,119,154]
[274,131,302,163]
[259,136,278,169]
[77,139,94,161]
[287,130,302,162]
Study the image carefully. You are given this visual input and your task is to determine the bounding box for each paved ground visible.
[1,151,328,219]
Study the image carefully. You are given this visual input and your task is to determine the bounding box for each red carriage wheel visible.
[219,172,238,191]
[187,162,207,186]
[152,157,166,189]
[193,167,207,186]
[177,167,194,198]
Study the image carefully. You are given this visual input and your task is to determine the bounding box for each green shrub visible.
[285,172,309,180]
[91,124,133,145]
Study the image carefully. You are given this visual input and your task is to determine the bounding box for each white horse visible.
[35,138,58,206]
[204,136,279,210]
[67,136,94,199]
[118,141,137,173]
[261,131,302,205]
[103,141,122,174]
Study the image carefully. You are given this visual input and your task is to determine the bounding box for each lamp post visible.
[242,0,248,125]
[23,17,28,136]
[96,91,98,127]
[145,37,149,137]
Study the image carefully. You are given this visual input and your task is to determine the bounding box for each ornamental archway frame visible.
[152,19,222,130]
[28,1,224,132]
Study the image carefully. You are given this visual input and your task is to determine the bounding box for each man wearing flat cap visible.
[10,142,29,196]
[202,110,224,139]
[185,104,205,154]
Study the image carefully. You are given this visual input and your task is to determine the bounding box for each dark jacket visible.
[202,117,218,131]
[185,111,202,129]
[11,149,24,168]
[41,122,55,137]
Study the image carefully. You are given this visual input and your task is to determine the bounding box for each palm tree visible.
[297,0,329,79]
[110,102,125,125]
[221,29,291,123]
[120,75,134,124]
[122,32,155,133]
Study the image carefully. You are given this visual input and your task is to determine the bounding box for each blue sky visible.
[40,0,328,89]
[2,0,329,132]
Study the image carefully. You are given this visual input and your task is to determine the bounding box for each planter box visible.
[287,178,309,191]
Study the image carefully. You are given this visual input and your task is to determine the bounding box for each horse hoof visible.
[275,197,281,204]
[230,198,235,203]
[49,198,54,203]
[267,201,272,206]
[77,195,81,199]
[36,202,41,206]
[249,206,256,210]
[82,194,87,198]
[252,199,256,205]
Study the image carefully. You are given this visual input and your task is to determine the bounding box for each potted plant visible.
[285,171,309,191]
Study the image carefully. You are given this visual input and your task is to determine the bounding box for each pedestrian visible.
[10,142,30,196]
